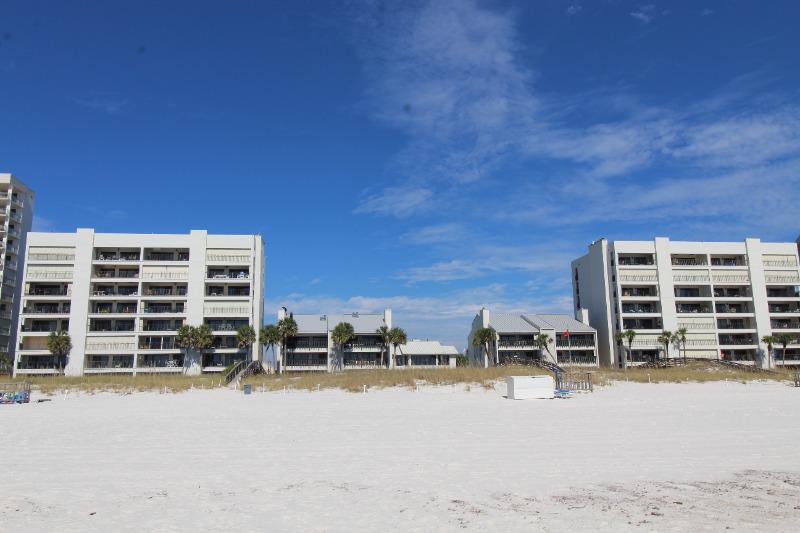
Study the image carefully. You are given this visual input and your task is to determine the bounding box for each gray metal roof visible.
[291,313,387,335]
[530,314,596,333]
[490,314,540,333]
[397,340,459,356]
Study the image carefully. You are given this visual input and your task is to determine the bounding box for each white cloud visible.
[630,4,656,24]
[73,92,129,114]
[566,4,583,16]
[32,215,55,231]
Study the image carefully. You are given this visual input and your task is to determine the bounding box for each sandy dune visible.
[2,380,799,531]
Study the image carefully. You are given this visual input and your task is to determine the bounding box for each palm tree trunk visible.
[783,346,787,366]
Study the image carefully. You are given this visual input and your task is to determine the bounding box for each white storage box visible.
[506,375,555,400]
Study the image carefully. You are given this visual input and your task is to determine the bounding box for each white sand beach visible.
[2,380,799,532]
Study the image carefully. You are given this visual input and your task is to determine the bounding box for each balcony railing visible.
[718,337,756,346]
[142,272,187,280]
[28,253,75,262]
[556,339,595,348]
[206,254,250,263]
[672,258,707,266]
[26,271,74,279]
[144,289,187,296]
[619,275,658,282]
[143,306,185,314]
[26,288,71,296]
[673,275,710,283]
[204,306,250,315]
[498,339,536,348]
[93,307,137,314]
[677,322,714,330]
[769,306,800,313]
[288,338,328,350]
[207,273,250,280]
[763,260,798,268]
[86,342,136,351]
[556,354,597,364]
[713,275,750,284]
[91,290,138,297]
[142,323,182,332]
[24,307,70,315]
[765,275,800,284]
[95,271,139,278]
[772,322,800,330]
[286,355,328,367]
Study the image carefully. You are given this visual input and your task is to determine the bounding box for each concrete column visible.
[655,237,678,336]
[184,230,207,376]
[385,308,393,368]
[746,238,772,369]
[66,228,94,376]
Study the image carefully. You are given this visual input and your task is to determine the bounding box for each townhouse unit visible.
[14,229,264,376]
[572,237,800,368]
[0,174,34,368]
[396,340,459,367]
[466,308,598,368]
[279,308,391,372]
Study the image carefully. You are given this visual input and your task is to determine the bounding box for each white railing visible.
[204,306,251,315]
[619,275,658,282]
[673,275,710,283]
[684,339,717,346]
[712,275,750,283]
[26,271,74,279]
[28,253,76,262]
[763,260,798,268]
[206,254,251,263]
[677,322,715,330]
[85,342,136,351]
[142,272,188,280]
[765,275,800,284]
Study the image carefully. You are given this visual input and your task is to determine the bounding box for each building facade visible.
[572,237,800,368]
[278,309,392,372]
[0,173,35,370]
[14,229,264,376]
[396,340,459,367]
[466,308,598,368]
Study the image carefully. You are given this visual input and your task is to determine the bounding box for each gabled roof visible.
[290,313,387,335]
[490,314,539,333]
[487,312,596,334]
[397,340,459,356]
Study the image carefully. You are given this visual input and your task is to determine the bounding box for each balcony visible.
[718,336,756,346]
[556,354,597,365]
[343,354,382,368]
[144,251,189,262]
[92,304,137,315]
[767,287,800,298]
[618,274,658,282]
[95,251,141,262]
[769,304,800,314]
[286,354,328,367]
[556,337,595,348]
[673,274,711,283]
[143,287,187,296]
[26,271,74,280]
[143,304,185,314]
[617,255,655,266]
[85,355,134,370]
[29,252,74,262]
[765,274,800,284]
[86,341,136,351]
[142,321,183,332]
[676,304,712,314]
[92,288,138,297]
[712,274,750,284]
[206,287,250,297]
[715,303,751,314]
[23,305,71,315]
[204,305,250,316]
[22,322,67,333]
[676,321,715,330]
[671,256,707,266]
[94,270,139,279]
[771,320,800,330]
[138,354,184,369]
[202,353,246,368]
[763,259,798,268]
[89,320,135,332]
[205,320,249,332]
[206,270,250,280]
[623,318,662,330]
[717,319,754,330]
[141,272,187,280]
[206,254,251,263]
[621,287,657,297]
[710,256,746,267]
[714,287,750,298]
[139,337,177,350]
[287,337,328,350]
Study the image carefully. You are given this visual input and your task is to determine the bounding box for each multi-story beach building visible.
[572,237,800,368]
[466,308,598,368]
[0,173,35,370]
[14,229,264,376]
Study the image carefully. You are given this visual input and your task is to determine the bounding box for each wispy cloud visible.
[400,222,466,244]
[354,186,433,217]
[73,92,129,114]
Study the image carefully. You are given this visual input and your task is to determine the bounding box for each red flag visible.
[564,329,570,337]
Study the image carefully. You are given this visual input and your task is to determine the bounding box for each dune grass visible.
[10,374,220,394]
[7,362,795,395]
[243,366,551,392]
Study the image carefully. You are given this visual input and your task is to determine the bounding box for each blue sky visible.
[1,0,799,348]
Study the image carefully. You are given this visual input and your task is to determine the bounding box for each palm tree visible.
[615,329,636,368]
[774,332,793,367]
[175,325,196,360]
[534,333,553,364]
[194,324,214,357]
[176,324,213,369]
[331,322,355,371]
[761,334,775,368]
[674,327,688,365]
[46,330,72,370]
[657,330,673,364]
[376,325,391,367]
[236,324,256,356]
[277,315,298,372]
[388,327,407,367]
[261,324,280,368]
[472,326,497,366]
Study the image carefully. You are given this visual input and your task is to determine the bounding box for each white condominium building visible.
[396,340,459,368]
[0,174,34,368]
[14,229,264,376]
[572,237,800,368]
[466,308,598,368]
[278,308,391,372]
